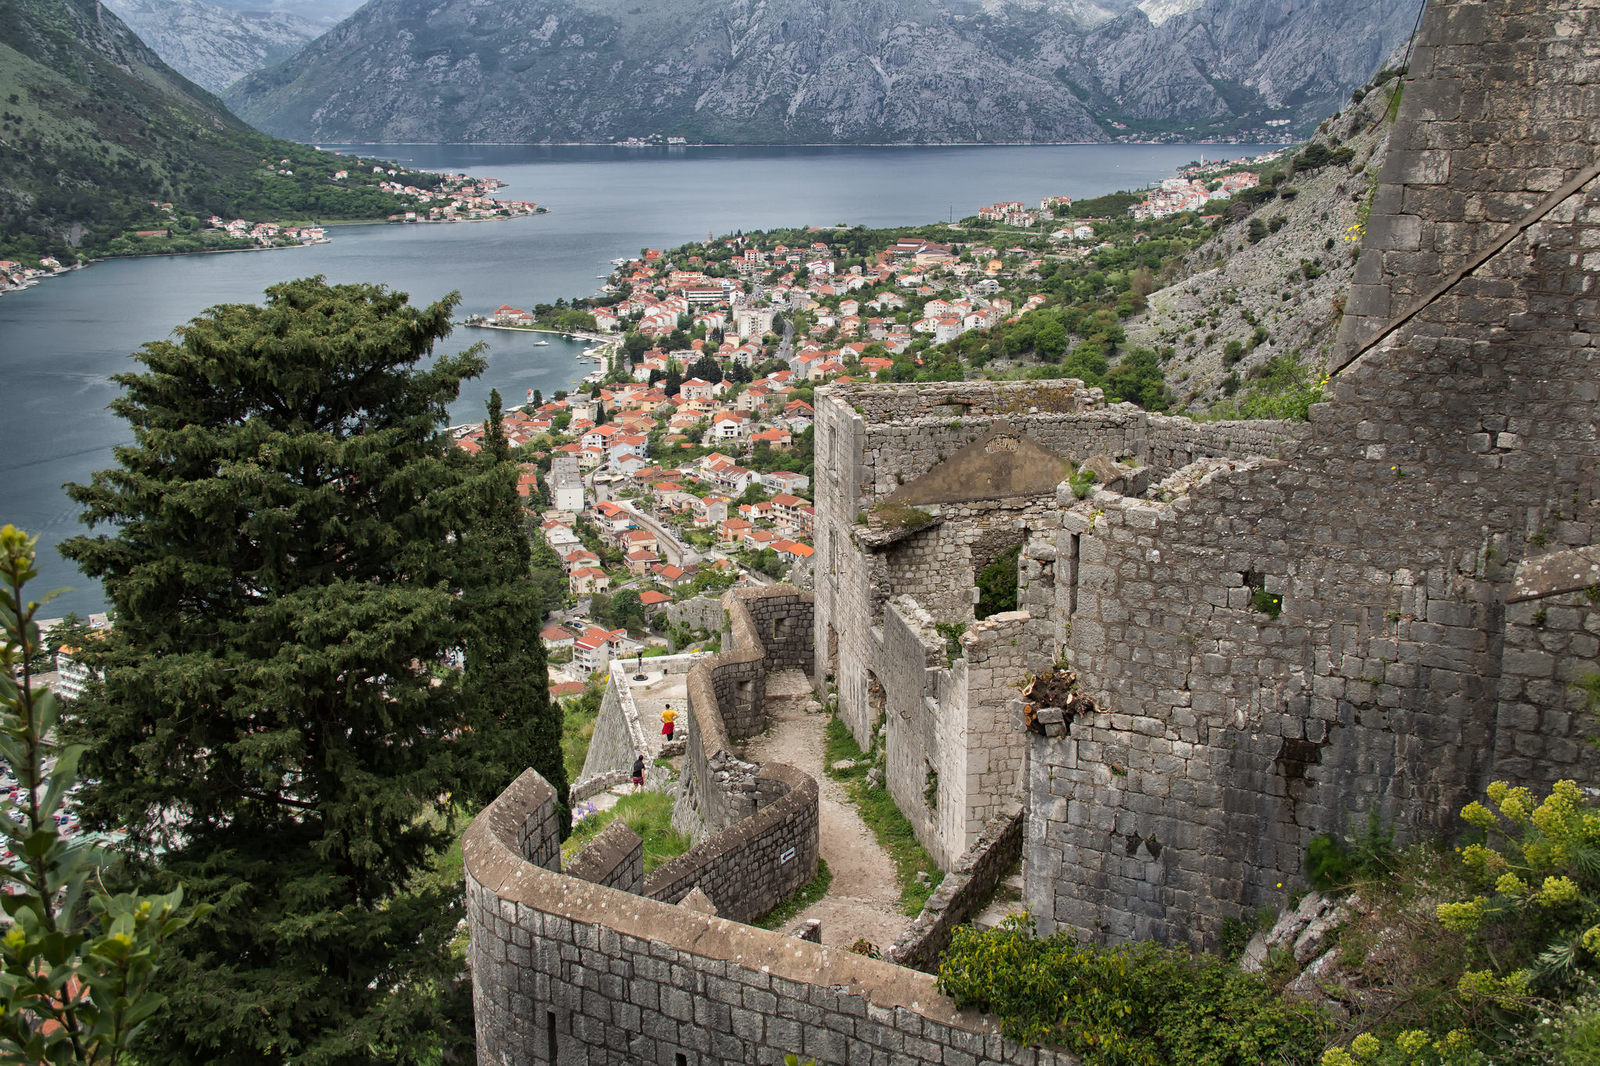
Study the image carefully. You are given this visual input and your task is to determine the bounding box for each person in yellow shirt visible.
[661,704,678,741]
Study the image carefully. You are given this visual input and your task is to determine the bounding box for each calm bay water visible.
[0,143,1269,615]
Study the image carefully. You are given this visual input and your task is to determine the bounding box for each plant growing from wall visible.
[870,502,933,529]
[934,622,967,663]
[1069,466,1098,500]
[1306,810,1397,890]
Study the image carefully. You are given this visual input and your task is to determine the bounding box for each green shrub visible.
[939,916,1328,1064]
[976,544,1021,619]
[1070,466,1098,499]
[1307,811,1396,890]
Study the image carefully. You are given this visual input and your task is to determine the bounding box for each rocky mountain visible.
[0,0,430,265]
[226,0,1419,145]
[1128,80,1398,410]
[101,0,322,94]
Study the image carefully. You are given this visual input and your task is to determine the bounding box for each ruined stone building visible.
[466,1,1600,1060]
[819,0,1600,944]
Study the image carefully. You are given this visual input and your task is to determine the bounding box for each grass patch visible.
[823,711,867,768]
[562,790,690,874]
[753,859,834,930]
[824,714,945,915]
[561,686,602,780]
[870,502,933,529]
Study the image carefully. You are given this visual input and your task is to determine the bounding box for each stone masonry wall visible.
[667,594,726,636]
[1498,546,1600,780]
[564,820,645,895]
[579,653,707,795]
[881,597,1043,868]
[889,810,1027,974]
[644,762,819,923]
[813,383,1301,760]
[1031,0,1600,947]
[465,768,1075,1066]
[956,614,1047,842]
[673,586,815,840]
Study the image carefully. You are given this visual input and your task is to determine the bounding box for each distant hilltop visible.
[225,0,1419,145]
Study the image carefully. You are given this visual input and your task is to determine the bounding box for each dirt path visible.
[743,671,911,952]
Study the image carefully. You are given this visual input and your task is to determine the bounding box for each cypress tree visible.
[457,389,568,825]
[60,277,541,1064]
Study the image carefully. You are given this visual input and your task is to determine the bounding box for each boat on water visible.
[533,339,550,346]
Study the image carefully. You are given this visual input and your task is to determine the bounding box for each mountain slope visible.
[1127,80,1399,410]
[226,0,1418,145]
[102,0,319,94]
[0,0,436,265]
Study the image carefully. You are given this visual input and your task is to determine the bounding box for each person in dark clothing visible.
[631,753,646,789]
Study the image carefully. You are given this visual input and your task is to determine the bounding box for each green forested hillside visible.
[0,0,439,266]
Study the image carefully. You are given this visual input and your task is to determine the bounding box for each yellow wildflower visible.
[1494,872,1528,897]
[1350,1033,1381,1060]
[1535,875,1580,907]
[1436,898,1485,932]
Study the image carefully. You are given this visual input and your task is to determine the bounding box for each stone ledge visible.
[1508,544,1600,602]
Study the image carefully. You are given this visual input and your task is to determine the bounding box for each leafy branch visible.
[0,525,206,1066]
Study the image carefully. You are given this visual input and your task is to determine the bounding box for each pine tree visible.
[60,278,537,1065]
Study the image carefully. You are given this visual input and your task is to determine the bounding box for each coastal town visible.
[444,146,1276,690]
[0,164,542,291]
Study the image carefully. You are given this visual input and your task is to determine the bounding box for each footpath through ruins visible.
[579,663,912,950]
[741,669,911,951]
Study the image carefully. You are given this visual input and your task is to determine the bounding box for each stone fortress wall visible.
[812,0,1600,946]
[577,652,705,801]
[673,585,816,841]
[1029,0,1600,946]
[811,380,1304,869]
[465,587,1073,1065]
[466,2,1600,1059]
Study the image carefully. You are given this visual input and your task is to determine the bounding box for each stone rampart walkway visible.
[743,670,911,952]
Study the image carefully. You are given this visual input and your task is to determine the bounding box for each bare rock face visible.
[225,0,1420,145]
[1240,890,1338,973]
[103,0,322,94]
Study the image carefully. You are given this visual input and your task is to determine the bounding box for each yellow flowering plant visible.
[1434,779,1600,985]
